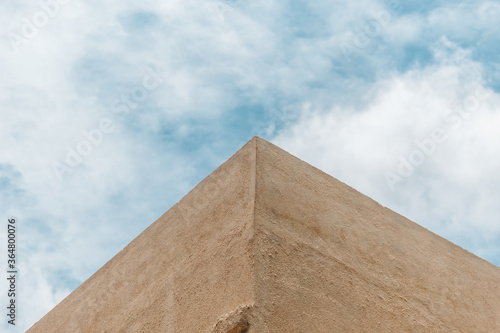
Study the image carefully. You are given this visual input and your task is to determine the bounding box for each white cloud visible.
[273,40,500,263]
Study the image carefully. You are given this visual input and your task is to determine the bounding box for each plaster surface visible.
[28,137,500,332]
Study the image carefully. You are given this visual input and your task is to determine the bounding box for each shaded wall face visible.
[28,140,257,333]
[253,139,500,333]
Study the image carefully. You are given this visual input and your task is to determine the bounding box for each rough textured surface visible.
[28,138,257,333]
[252,138,500,332]
[29,137,500,332]
[212,305,253,333]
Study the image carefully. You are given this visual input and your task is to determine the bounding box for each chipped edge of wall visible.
[212,304,254,333]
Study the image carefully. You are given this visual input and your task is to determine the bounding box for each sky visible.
[0,0,499,330]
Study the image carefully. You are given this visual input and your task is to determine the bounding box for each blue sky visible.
[1,0,500,330]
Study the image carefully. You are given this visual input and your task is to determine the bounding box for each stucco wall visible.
[253,137,500,332]
[29,137,500,332]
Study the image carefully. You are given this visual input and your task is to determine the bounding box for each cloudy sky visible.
[1,0,500,330]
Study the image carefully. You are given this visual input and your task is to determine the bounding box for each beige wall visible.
[253,138,500,332]
[28,139,257,333]
[29,137,500,332]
